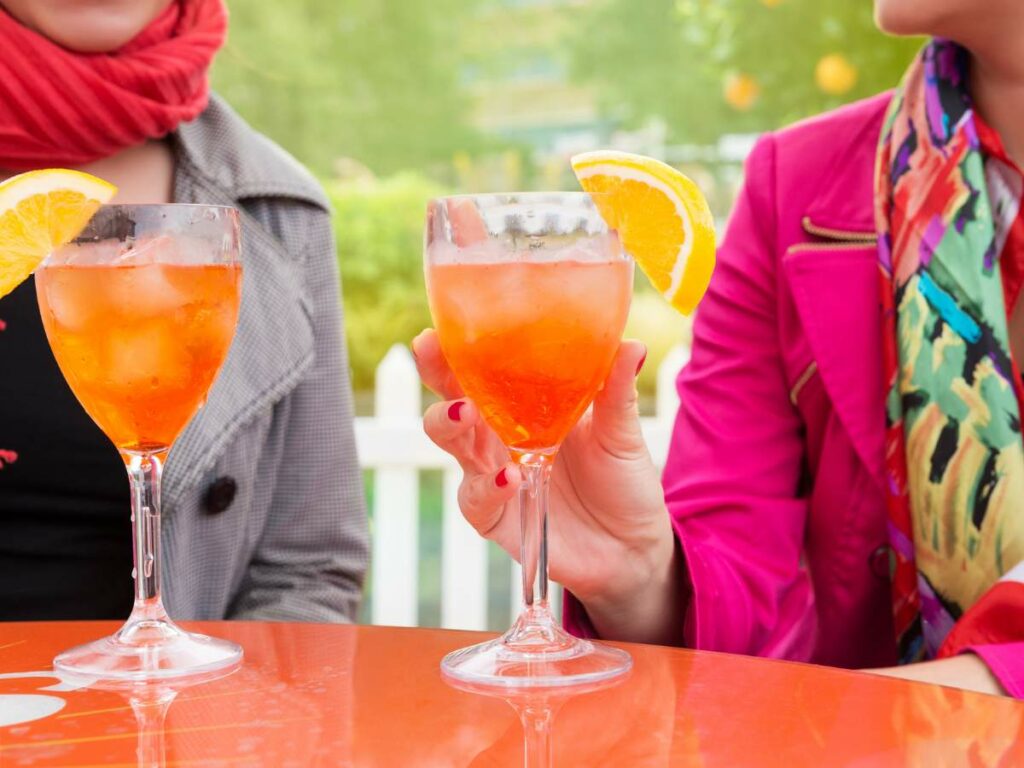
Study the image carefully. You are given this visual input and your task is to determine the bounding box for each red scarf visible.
[0,0,227,170]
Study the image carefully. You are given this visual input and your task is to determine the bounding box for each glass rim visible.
[429,191,610,205]
[93,203,240,213]
[48,202,242,264]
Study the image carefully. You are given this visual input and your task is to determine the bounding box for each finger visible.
[422,398,493,473]
[411,329,463,399]
[591,340,648,458]
[446,197,489,247]
[458,463,520,539]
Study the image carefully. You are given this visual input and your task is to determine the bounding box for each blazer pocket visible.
[789,360,819,406]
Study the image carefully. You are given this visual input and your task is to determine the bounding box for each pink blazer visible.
[566,92,1024,696]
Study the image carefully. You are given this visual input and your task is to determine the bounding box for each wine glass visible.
[35,204,244,681]
[425,192,633,687]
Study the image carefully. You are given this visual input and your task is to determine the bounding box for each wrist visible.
[867,654,1008,696]
[579,518,685,645]
[578,508,676,606]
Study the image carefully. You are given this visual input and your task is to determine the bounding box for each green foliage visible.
[214,0,927,396]
[329,174,446,391]
[213,0,484,176]
[626,293,690,399]
[569,0,924,142]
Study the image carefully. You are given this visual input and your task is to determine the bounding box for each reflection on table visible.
[0,622,1020,766]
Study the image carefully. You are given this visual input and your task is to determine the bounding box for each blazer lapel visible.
[162,170,315,509]
[783,241,886,490]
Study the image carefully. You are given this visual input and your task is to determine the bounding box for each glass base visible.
[54,616,243,683]
[441,611,631,689]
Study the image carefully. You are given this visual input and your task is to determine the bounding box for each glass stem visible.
[124,450,171,627]
[130,690,175,768]
[517,701,555,768]
[505,453,574,651]
[518,457,551,616]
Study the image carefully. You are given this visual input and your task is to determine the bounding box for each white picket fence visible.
[354,343,689,631]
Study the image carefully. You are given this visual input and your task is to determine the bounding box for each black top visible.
[0,277,133,619]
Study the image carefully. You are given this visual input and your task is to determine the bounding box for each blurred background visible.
[211,0,921,627]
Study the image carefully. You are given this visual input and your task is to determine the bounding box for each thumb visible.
[591,340,648,458]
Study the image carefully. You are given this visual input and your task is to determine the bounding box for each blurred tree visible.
[327,173,445,392]
[569,0,923,142]
[213,0,484,176]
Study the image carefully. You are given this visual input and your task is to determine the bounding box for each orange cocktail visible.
[428,257,632,453]
[36,262,241,452]
[426,193,635,689]
[37,204,244,682]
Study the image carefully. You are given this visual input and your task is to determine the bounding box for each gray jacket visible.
[161,96,368,622]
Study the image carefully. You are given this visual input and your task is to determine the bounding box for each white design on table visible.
[0,670,94,727]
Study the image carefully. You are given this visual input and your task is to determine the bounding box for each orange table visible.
[0,621,1021,766]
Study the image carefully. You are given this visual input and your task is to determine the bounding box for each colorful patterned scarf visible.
[876,39,1024,662]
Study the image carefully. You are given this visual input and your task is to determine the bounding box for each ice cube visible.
[104,323,190,392]
[111,235,189,266]
[49,240,124,267]
[105,263,191,319]
[40,275,96,332]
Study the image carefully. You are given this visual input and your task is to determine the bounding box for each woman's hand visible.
[413,329,684,645]
[866,655,1007,696]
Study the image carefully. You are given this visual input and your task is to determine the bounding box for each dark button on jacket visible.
[203,476,237,515]
[869,544,894,580]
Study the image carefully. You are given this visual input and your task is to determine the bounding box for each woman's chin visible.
[872,0,963,38]
[0,0,172,53]
[874,6,925,36]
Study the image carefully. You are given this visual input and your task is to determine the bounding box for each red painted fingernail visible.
[448,401,464,421]
[636,350,648,376]
[495,468,508,487]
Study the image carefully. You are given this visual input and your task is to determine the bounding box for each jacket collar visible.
[782,97,889,489]
[173,94,330,211]
[792,91,893,240]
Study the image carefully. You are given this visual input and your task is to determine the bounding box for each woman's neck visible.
[0,139,175,204]
[970,49,1024,168]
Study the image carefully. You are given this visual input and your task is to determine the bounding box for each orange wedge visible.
[572,151,715,315]
[0,169,117,299]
